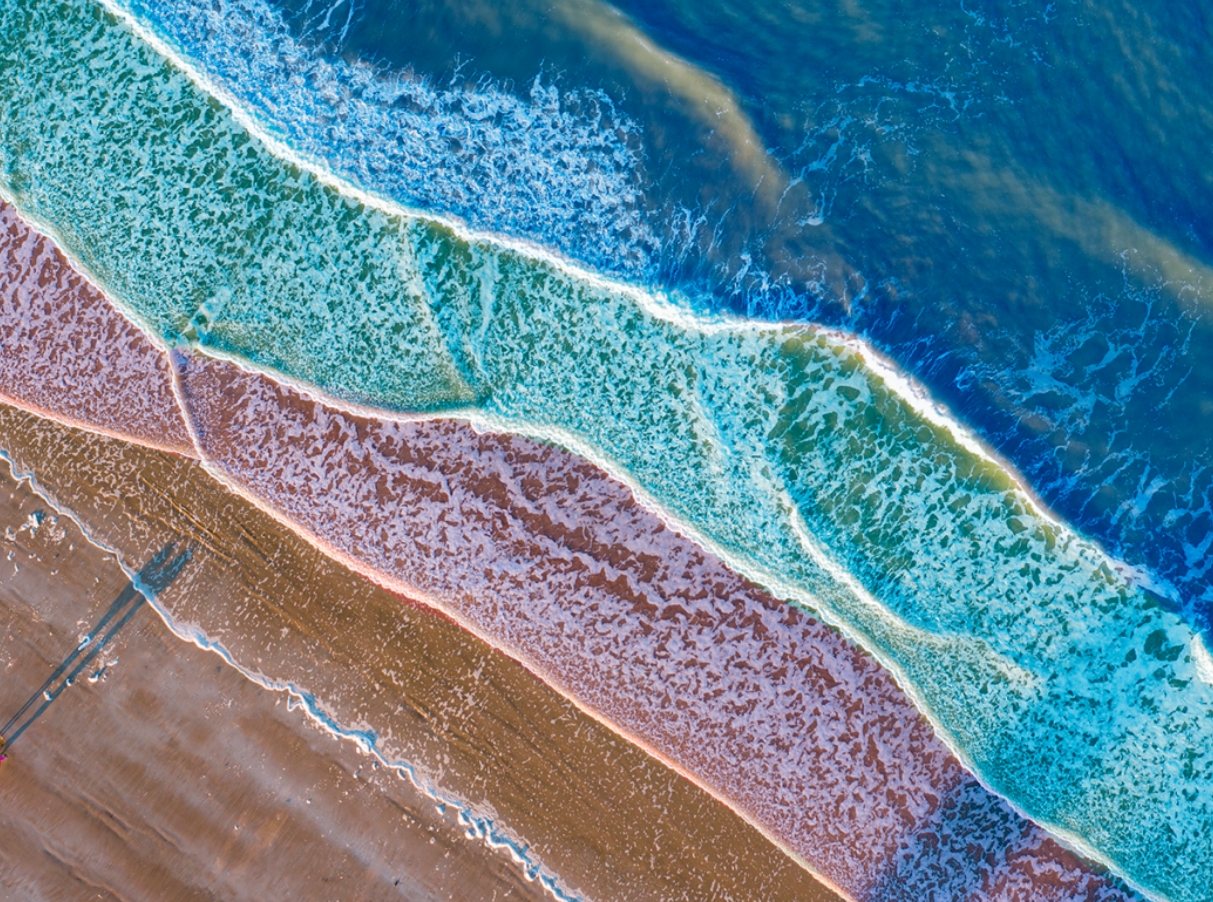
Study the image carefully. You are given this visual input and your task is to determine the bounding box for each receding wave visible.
[0,202,195,454]
[177,346,1142,902]
[72,0,1213,642]
[0,0,1209,898]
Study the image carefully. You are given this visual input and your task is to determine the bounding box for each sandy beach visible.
[0,461,544,901]
[0,402,840,902]
[0,197,1130,901]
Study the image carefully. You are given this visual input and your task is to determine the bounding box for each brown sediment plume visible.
[0,200,194,455]
[0,402,843,902]
[171,349,1139,902]
[0,462,543,902]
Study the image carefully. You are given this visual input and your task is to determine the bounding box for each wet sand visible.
[0,463,542,902]
[0,403,841,902]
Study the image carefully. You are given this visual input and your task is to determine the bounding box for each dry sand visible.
[0,462,543,902]
[0,402,841,902]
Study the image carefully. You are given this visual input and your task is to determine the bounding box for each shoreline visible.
[0,462,548,902]
[0,401,843,902]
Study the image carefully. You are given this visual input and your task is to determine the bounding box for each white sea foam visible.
[1192,634,1213,686]
[107,0,1213,629]
[111,0,658,280]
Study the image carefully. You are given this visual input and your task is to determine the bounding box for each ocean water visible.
[111,0,1213,636]
[0,0,1210,899]
[0,188,1135,900]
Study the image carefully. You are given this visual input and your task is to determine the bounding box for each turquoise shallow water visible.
[120,0,1213,638]
[1,1,1212,898]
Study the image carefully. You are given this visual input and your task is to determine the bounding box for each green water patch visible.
[1,0,1211,897]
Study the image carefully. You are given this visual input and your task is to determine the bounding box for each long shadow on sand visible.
[0,543,191,753]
